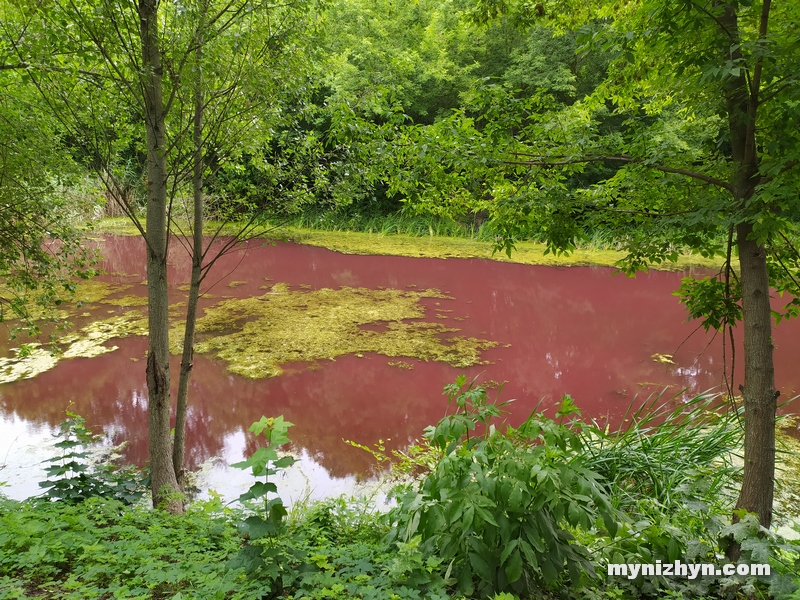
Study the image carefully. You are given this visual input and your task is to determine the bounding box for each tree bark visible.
[173,19,206,489]
[139,0,181,512]
[734,221,777,529]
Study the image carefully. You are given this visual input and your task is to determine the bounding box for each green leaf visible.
[500,539,518,565]
[457,562,474,595]
[540,557,559,584]
[238,515,275,539]
[469,551,493,584]
[237,481,277,502]
[231,446,278,476]
[600,509,618,538]
[505,548,523,583]
[273,456,295,469]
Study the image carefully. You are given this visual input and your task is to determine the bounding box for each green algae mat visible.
[0,280,497,384]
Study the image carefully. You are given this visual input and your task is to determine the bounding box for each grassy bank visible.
[93,217,724,271]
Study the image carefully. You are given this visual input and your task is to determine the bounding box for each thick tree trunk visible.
[734,222,777,528]
[717,1,777,532]
[173,42,205,488]
[139,0,181,511]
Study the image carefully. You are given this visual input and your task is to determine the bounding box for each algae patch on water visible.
[0,345,61,384]
[100,294,149,307]
[267,228,724,271]
[0,312,149,383]
[59,312,148,358]
[73,280,134,304]
[193,285,497,379]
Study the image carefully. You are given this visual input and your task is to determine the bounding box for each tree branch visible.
[506,154,734,192]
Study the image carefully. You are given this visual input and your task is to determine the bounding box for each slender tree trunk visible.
[173,27,205,489]
[734,221,777,528]
[139,0,181,511]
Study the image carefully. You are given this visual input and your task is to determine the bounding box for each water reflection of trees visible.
[2,237,799,485]
[0,336,464,477]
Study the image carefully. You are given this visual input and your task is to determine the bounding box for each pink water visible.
[1,236,798,484]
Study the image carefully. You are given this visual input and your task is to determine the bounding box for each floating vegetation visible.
[73,280,133,304]
[481,379,506,389]
[193,285,497,379]
[651,353,675,364]
[0,312,148,383]
[387,360,414,370]
[273,228,724,270]
[100,295,149,307]
[1,273,498,384]
[637,381,676,388]
[0,345,60,384]
[227,281,247,288]
[59,312,148,359]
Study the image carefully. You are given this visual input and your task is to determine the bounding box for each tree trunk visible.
[734,221,777,528]
[709,2,782,564]
[717,1,778,531]
[173,28,205,489]
[139,0,181,512]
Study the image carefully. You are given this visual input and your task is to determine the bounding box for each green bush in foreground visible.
[0,495,259,599]
[388,380,616,597]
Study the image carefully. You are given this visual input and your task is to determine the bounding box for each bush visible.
[386,376,619,598]
[0,495,261,599]
[38,410,146,506]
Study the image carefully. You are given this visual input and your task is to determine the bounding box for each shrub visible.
[386,376,619,598]
[38,410,146,506]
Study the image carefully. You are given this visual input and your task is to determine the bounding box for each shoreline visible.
[92,217,726,271]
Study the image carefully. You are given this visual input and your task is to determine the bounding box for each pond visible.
[1,235,799,503]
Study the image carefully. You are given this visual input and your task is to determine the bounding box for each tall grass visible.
[580,392,742,512]
[285,209,492,239]
[275,208,637,250]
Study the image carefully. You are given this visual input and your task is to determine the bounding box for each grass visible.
[580,391,743,513]
[92,215,725,271]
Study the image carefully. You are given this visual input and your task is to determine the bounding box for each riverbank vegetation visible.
[93,216,725,271]
[2,0,800,596]
[3,380,799,599]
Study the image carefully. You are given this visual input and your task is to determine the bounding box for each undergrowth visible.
[1,379,799,599]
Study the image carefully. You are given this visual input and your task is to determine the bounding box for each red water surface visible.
[1,235,799,479]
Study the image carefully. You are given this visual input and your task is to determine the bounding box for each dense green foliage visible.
[0,64,97,330]
[390,381,613,596]
[0,497,256,599]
